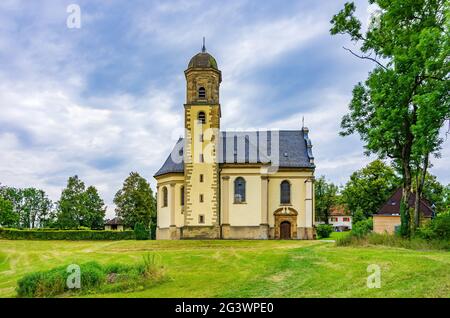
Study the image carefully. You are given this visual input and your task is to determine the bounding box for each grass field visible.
[0,239,449,298]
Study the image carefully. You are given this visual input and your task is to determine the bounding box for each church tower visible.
[183,42,222,238]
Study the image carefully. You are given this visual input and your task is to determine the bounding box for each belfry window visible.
[234,177,246,203]
[198,111,206,124]
[280,180,291,204]
[198,87,206,99]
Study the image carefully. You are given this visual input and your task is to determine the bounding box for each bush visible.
[0,228,135,240]
[336,232,449,250]
[134,222,149,240]
[416,211,450,241]
[16,261,105,297]
[351,218,373,237]
[316,224,333,239]
[16,254,166,297]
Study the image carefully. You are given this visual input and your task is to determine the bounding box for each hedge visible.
[0,228,135,240]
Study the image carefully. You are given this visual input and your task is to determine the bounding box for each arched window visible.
[280,180,291,204]
[234,177,246,203]
[198,87,206,99]
[198,111,206,124]
[180,186,185,206]
[162,187,168,207]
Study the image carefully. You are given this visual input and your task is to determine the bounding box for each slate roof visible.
[375,188,434,217]
[154,130,315,177]
[105,217,124,225]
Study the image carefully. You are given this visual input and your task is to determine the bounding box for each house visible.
[328,205,352,231]
[104,217,126,231]
[373,188,434,234]
[154,45,316,240]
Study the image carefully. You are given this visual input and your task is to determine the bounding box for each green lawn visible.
[0,239,448,298]
[319,231,351,240]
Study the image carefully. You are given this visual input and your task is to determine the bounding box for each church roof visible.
[188,52,218,70]
[154,130,315,177]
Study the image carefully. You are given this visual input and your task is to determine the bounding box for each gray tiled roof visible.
[154,130,315,177]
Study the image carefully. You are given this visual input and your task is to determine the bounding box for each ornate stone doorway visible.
[274,207,298,239]
[280,221,291,239]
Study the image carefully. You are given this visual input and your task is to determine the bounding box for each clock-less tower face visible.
[183,50,222,236]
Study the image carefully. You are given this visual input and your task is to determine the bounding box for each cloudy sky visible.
[0,0,448,217]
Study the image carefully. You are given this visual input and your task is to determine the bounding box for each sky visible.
[0,0,448,217]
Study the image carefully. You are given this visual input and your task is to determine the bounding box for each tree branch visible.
[343,47,388,70]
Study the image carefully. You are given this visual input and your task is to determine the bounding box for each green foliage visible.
[0,228,135,240]
[0,197,18,227]
[351,218,373,237]
[56,176,106,230]
[342,160,400,219]
[316,224,333,239]
[114,172,156,229]
[134,222,149,240]
[336,232,449,251]
[0,186,53,228]
[330,0,450,237]
[315,176,339,223]
[16,254,166,297]
[16,261,105,297]
[416,211,450,241]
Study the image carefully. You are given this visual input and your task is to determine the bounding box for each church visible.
[154,45,316,240]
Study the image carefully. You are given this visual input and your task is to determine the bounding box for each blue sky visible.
[0,0,448,217]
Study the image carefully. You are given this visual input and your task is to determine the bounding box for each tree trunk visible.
[400,159,412,237]
[414,154,429,231]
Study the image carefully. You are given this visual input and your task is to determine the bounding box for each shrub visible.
[416,211,450,241]
[0,228,135,240]
[16,261,105,297]
[336,232,449,250]
[351,218,373,237]
[16,254,166,297]
[316,224,333,239]
[134,222,149,240]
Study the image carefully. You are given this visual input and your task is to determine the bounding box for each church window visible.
[199,215,205,224]
[198,87,206,99]
[200,194,204,203]
[180,186,185,206]
[200,174,204,182]
[199,154,204,163]
[234,177,246,203]
[280,180,291,204]
[198,111,206,124]
[162,187,168,207]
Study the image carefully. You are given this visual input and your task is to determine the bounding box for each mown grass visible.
[0,239,448,298]
[319,231,351,241]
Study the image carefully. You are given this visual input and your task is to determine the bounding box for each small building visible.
[328,205,352,231]
[104,217,126,231]
[373,188,433,234]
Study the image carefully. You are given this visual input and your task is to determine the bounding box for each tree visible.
[0,197,18,227]
[342,160,400,220]
[315,176,339,224]
[56,176,107,229]
[114,172,156,229]
[330,1,450,237]
[0,185,53,228]
[83,186,106,230]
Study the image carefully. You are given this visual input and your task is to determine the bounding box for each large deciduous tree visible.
[315,176,339,224]
[342,160,400,221]
[330,0,450,237]
[56,176,106,229]
[0,185,53,228]
[0,196,18,227]
[114,172,156,229]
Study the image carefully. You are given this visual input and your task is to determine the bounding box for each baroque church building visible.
[154,47,316,240]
